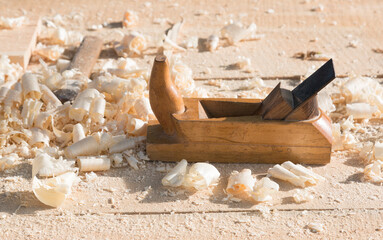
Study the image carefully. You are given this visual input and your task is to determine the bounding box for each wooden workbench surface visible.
[1,0,383,239]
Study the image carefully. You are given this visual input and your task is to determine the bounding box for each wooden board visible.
[0,17,41,69]
[0,1,383,239]
[147,98,332,164]
[68,36,103,77]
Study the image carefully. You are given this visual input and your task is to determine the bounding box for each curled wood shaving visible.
[161,159,220,190]
[0,16,25,29]
[267,161,325,188]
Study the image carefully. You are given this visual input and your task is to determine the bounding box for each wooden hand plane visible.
[146,55,335,164]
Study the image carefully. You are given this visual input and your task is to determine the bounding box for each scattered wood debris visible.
[0,39,201,206]
[306,222,324,233]
[0,16,26,29]
[311,5,324,12]
[346,103,377,119]
[293,51,332,61]
[363,160,383,183]
[372,48,383,54]
[0,153,18,171]
[348,40,359,48]
[293,189,314,203]
[205,34,219,52]
[33,43,65,61]
[122,10,139,29]
[220,22,258,45]
[161,19,186,51]
[227,56,252,72]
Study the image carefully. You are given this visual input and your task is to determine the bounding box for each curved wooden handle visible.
[149,55,185,135]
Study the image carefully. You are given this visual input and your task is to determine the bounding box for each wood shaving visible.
[318,91,335,114]
[227,56,252,72]
[0,16,25,29]
[32,172,79,208]
[33,43,65,61]
[162,159,220,190]
[32,152,76,177]
[170,59,196,96]
[115,32,147,57]
[162,159,188,187]
[372,48,383,54]
[346,103,378,119]
[85,171,97,182]
[293,189,314,203]
[122,10,139,28]
[311,5,324,12]
[306,222,324,233]
[0,153,18,171]
[161,19,186,51]
[363,160,383,183]
[267,161,325,188]
[359,142,374,164]
[220,22,257,45]
[183,162,220,190]
[226,169,256,196]
[32,151,79,207]
[77,156,110,172]
[348,40,359,48]
[0,55,23,83]
[205,34,219,52]
[251,177,279,202]
[182,36,199,49]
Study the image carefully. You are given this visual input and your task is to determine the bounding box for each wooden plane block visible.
[285,95,320,121]
[146,138,331,164]
[147,98,333,164]
[0,17,41,69]
[68,36,103,77]
[200,99,260,118]
[257,83,295,120]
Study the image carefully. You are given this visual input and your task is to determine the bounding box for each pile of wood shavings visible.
[323,76,383,182]
[0,49,211,207]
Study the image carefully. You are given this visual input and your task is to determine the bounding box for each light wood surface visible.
[0,17,41,68]
[1,1,382,239]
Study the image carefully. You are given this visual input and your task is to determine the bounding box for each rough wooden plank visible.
[68,36,103,77]
[2,209,383,240]
[0,17,41,68]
